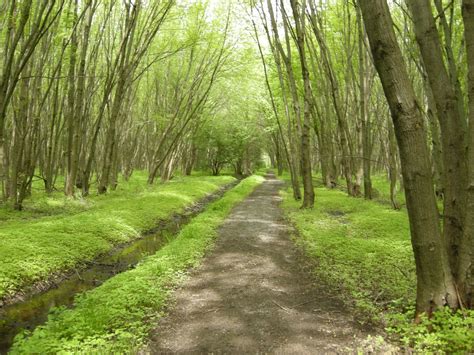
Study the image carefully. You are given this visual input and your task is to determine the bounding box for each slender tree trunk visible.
[387,116,400,210]
[434,0,467,124]
[65,0,78,197]
[185,143,197,176]
[357,6,372,199]
[70,0,93,193]
[424,76,445,199]
[290,0,314,208]
[275,135,284,176]
[45,66,62,194]
[263,0,302,200]
[253,5,300,198]
[98,53,130,193]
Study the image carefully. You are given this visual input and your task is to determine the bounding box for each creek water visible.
[0,182,235,353]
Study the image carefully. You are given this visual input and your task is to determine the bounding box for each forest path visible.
[147,174,367,353]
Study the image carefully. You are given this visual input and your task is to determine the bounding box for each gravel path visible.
[147,174,368,353]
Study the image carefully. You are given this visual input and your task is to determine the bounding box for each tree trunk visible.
[65,1,78,197]
[308,5,354,196]
[252,9,301,199]
[359,0,458,315]
[357,6,372,199]
[459,0,474,308]
[388,116,400,210]
[406,0,468,282]
[424,76,445,199]
[290,0,315,208]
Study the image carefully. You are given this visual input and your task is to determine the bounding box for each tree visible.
[253,0,302,200]
[406,0,468,288]
[460,0,474,308]
[358,0,458,315]
[0,1,64,207]
[288,0,315,208]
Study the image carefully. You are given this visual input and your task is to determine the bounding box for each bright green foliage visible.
[197,112,265,175]
[10,175,263,353]
[192,23,268,175]
[281,185,415,324]
[0,172,234,302]
[282,181,474,352]
[387,307,474,353]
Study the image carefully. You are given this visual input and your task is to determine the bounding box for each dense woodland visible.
[1,0,474,352]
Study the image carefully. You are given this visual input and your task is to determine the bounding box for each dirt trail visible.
[147,174,368,353]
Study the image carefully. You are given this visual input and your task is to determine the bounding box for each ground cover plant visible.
[0,172,234,303]
[281,180,474,353]
[9,176,264,353]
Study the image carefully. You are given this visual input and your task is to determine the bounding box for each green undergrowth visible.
[387,306,474,353]
[0,172,234,302]
[10,175,264,353]
[281,181,474,353]
[281,186,415,324]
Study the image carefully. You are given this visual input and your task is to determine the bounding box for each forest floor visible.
[146,174,369,353]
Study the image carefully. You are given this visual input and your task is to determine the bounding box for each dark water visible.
[0,183,235,353]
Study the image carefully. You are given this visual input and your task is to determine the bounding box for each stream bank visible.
[0,180,238,353]
[8,176,263,354]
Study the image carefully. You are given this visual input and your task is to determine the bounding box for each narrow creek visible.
[0,181,237,353]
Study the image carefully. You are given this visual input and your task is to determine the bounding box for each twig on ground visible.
[290,299,316,308]
[272,300,291,312]
[74,269,83,281]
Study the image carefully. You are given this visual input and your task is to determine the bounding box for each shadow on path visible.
[147,174,368,353]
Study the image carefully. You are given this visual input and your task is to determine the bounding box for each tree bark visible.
[290,0,315,208]
[424,76,445,199]
[65,0,78,197]
[460,0,474,308]
[406,0,468,282]
[359,0,458,315]
[388,115,401,210]
[357,5,372,199]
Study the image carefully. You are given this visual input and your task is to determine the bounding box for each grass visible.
[0,171,235,303]
[281,174,474,353]
[10,175,264,353]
